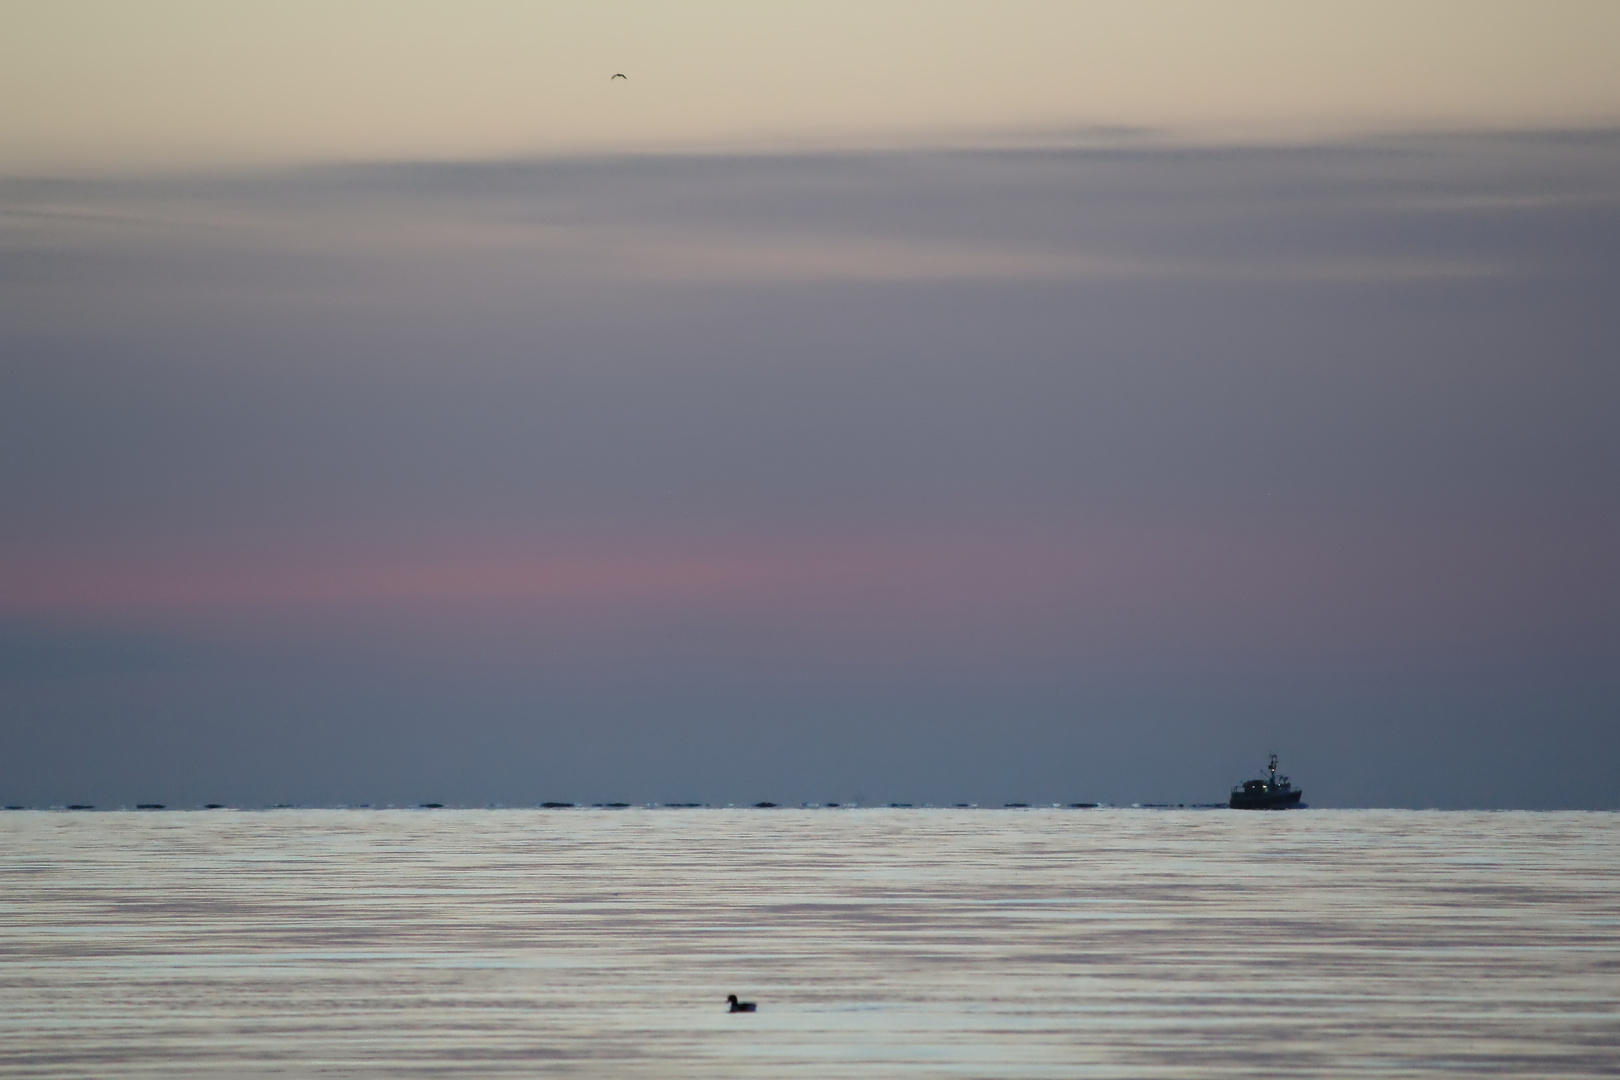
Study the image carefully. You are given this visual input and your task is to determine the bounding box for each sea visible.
[2,808,1616,1078]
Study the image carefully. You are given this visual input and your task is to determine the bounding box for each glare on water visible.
[2,809,1616,1078]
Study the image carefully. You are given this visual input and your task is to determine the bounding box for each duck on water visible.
[1229,754,1304,810]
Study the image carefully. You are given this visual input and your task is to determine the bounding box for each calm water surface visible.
[2,809,1616,1078]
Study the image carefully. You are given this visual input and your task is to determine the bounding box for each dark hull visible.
[1228,788,1303,810]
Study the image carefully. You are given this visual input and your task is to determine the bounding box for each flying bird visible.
[611,73,627,80]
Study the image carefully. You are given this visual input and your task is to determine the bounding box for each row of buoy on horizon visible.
[4,801,1112,811]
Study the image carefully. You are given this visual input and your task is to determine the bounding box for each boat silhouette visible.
[1229,754,1304,810]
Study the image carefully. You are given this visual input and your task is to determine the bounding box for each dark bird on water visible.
[611,73,627,80]
[726,994,756,1013]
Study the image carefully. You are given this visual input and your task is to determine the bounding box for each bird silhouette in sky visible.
[611,73,627,80]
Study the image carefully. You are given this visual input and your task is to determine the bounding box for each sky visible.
[2,3,1618,808]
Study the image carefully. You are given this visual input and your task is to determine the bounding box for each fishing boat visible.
[1229,753,1304,809]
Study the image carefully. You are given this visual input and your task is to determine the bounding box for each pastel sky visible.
[2,3,1617,808]
[6,0,1620,168]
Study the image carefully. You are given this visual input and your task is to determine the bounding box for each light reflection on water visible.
[2,809,1616,1078]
